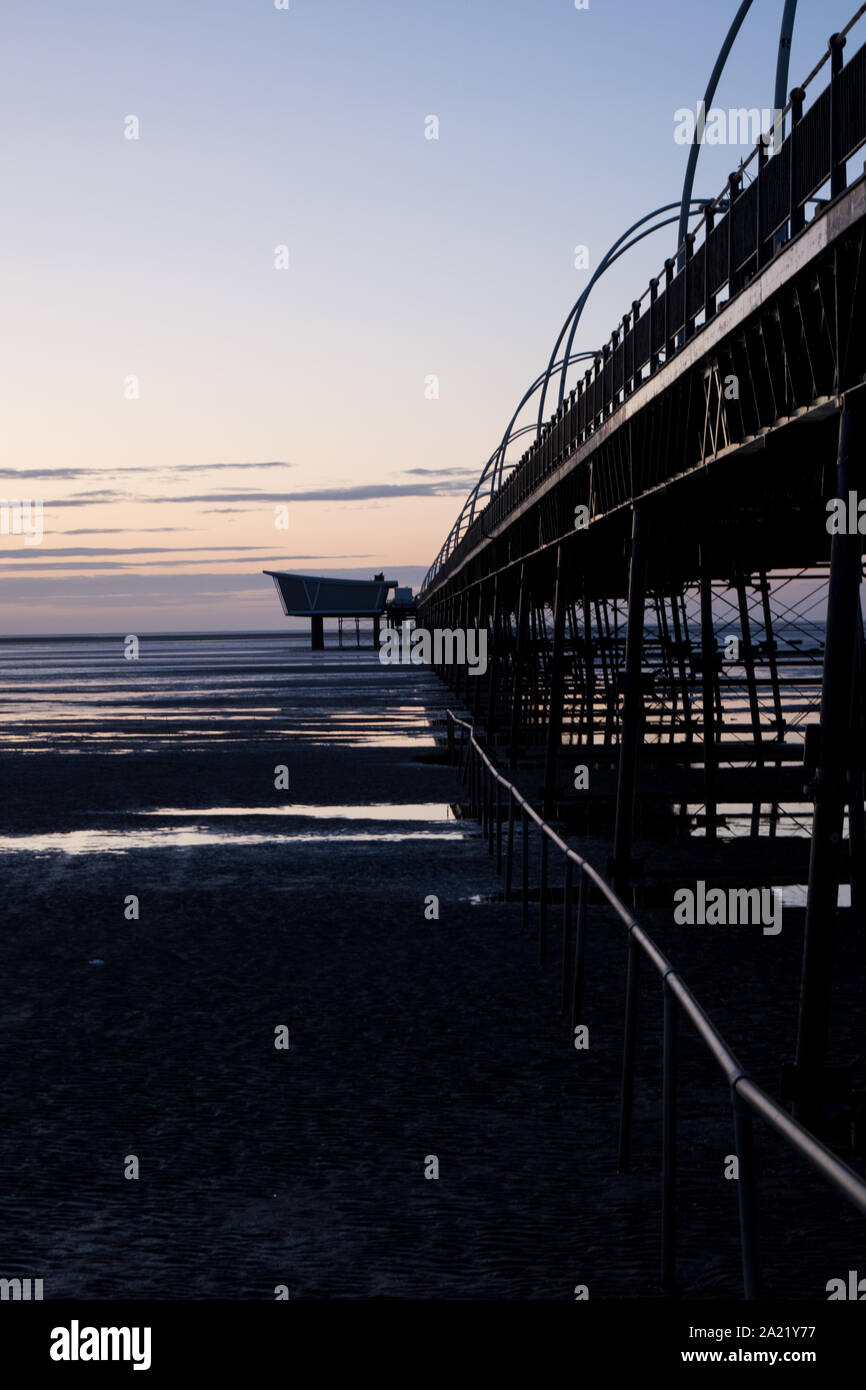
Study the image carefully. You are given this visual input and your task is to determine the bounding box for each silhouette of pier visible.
[419,23,866,1164]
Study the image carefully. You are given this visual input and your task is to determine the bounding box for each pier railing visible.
[446,709,866,1298]
[424,8,866,594]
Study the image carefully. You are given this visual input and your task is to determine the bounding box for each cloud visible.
[15,473,477,513]
[43,492,126,507]
[0,462,295,481]
[280,482,479,501]
[0,566,429,602]
[61,527,199,535]
[198,481,479,507]
[402,467,481,478]
[43,491,277,508]
[0,545,321,559]
[0,552,374,570]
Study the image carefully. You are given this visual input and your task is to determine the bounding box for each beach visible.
[0,634,862,1299]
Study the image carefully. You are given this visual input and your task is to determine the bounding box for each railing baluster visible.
[662,977,678,1294]
[789,87,805,236]
[571,865,588,1032]
[539,830,549,966]
[560,858,574,1014]
[496,778,503,872]
[445,707,866,1297]
[481,762,487,839]
[617,932,640,1174]
[732,1087,761,1300]
[829,32,847,198]
[521,808,530,931]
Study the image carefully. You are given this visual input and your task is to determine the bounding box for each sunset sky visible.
[1,0,852,632]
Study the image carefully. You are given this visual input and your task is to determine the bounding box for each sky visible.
[0,0,860,633]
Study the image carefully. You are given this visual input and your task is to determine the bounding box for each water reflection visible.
[0,827,467,855]
[139,804,455,821]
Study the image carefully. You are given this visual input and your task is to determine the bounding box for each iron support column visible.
[612,510,648,898]
[543,545,568,818]
[795,397,864,1123]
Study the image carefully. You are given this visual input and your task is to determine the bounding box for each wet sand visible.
[0,636,861,1299]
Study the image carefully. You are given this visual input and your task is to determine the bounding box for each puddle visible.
[0,827,467,855]
[139,804,454,821]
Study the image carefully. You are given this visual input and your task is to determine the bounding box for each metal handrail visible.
[446,708,866,1298]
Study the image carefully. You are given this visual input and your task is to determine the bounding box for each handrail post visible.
[602,342,611,419]
[495,778,503,872]
[509,565,529,769]
[789,87,806,236]
[471,744,478,818]
[571,865,589,1031]
[560,858,574,1014]
[732,1087,761,1300]
[481,760,487,840]
[592,352,601,429]
[829,33,847,199]
[649,277,659,374]
[683,232,695,343]
[454,590,467,700]
[612,507,648,899]
[471,587,484,721]
[622,314,631,399]
[521,808,530,931]
[662,979,678,1294]
[703,206,715,321]
[486,571,500,740]
[506,788,516,900]
[539,830,549,966]
[727,171,742,296]
[663,259,674,361]
[487,769,495,855]
[700,552,718,841]
[543,544,568,818]
[755,135,768,270]
[617,931,641,1173]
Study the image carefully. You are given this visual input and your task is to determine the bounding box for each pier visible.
[3,6,866,1312]
[412,21,866,1293]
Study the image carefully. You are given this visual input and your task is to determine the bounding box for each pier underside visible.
[419,178,866,1144]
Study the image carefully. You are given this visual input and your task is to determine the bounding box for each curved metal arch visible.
[424,204,715,589]
[487,350,599,500]
[677,0,800,260]
[676,1,757,259]
[553,204,727,419]
[424,350,599,588]
[774,1,799,139]
[423,3,805,595]
[464,352,599,529]
[535,199,713,438]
